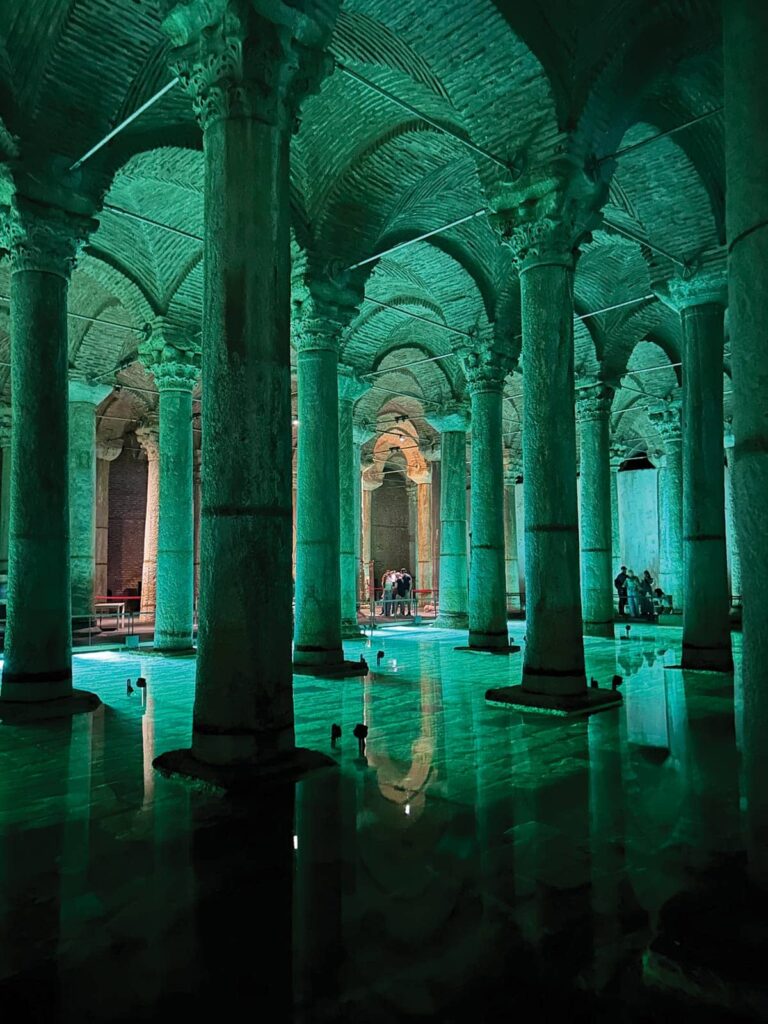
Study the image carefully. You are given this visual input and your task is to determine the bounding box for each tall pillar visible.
[577,386,615,637]
[509,217,586,695]
[503,458,521,612]
[460,347,510,650]
[660,273,732,672]
[409,467,433,599]
[423,405,466,622]
[155,2,340,772]
[724,0,768,879]
[486,181,619,712]
[337,368,369,634]
[193,447,202,604]
[0,196,98,708]
[650,404,683,608]
[68,382,112,622]
[724,426,742,607]
[361,466,380,605]
[141,332,200,651]
[609,446,623,577]
[95,440,122,600]
[136,422,160,620]
[0,406,11,582]
[292,279,360,670]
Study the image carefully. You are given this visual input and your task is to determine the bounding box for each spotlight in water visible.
[293,835,299,850]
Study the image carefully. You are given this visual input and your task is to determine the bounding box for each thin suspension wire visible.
[335,62,515,174]
[0,294,143,333]
[69,79,180,172]
[603,218,686,267]
[363,295,471,337]
[103,204,204,242]
[346,209,487,270]
[599,107,723,164]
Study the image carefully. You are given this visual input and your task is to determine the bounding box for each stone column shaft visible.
[69,383,112,621]
[677,294,732,671]
[609,451,622,577]
[724,0,768,878]
[462,351,509,649]
[338,376,369,634]
[504,471,520,611]
[294,339,343,665]
[0,409,11,580]
[1,200,95,703]
[577,389,615,637]
[137,425,160,617]
[520,259,585,693]
[724,442,742,605]
[651,409,683,607]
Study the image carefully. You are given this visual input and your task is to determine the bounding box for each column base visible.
[0,688,101,723]
[154,629,195,653]
[485,684,621,717]
[681,642,734,673]
[152,642,196,656]
[153,745,336,794]
[432,613,468,630]
[467,628,511,650]
[340,619,364,638]
[584,619,615,638]
[455,644,521,655]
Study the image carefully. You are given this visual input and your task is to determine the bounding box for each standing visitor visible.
[382,571,394,617]
[626,570,641,618]
[397,568,412,617]
[614,565,628,616]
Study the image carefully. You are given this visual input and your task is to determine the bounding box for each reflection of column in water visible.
[588,710,628,991]
[293,769,343,1015]
[58,714,94,956]
[0,720,73,1008]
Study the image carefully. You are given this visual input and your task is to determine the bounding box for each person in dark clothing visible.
[614,566,628,616]
[397,569,412,617]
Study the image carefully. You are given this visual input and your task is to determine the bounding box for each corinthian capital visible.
[654,265,727,312]
[648,402,682,448]
[1,196,96,278]
[337,365,370,404]
[292,267,363,354]
[489,162,607,271]
[576,384,614,423]
[162,0,338,131]
[139,317,201,393]
[458,343,513,394]
[136,421,160,461]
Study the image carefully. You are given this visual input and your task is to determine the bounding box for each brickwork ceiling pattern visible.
[0,0,726,461]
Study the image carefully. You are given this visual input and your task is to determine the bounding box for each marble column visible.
[95,440,122,599]
[193,447,202,604]
[337,368,369,635]
[361,468,380,605]
[724,0,768,879]
[503,460,520,613]
[724,426,742,607]
[577,386,615,637]
[509,219,586,696]
[142,347,199,651]
[460,347,510,649]
[158,3,340,769]
[293,284,359,670]
[662,273,732,672]
[136,423,160,619]
[609,446,623,578]
[650,404,683,608]
[410,467,433,601]
[68,382,112,622]
[0,196,98,706]
[430,424,464,608]
[0,406,11,581]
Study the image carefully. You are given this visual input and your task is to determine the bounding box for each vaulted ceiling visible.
[0,0,727,466]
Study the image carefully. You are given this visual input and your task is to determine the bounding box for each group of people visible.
[614,566,669,619]
[380,569,413,617]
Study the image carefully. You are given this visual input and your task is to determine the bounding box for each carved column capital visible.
[292,271,363,355]
[489,165,606,272]
[425,404,470,434]
[654,266,728,312]
[609,444,625,471]
[458,345,513,395]
[163,1,338,132]
[68,380,113,407]
[648,402,682,450]
[1,196,96,279]
[139,318,201,392]
[338,365,370,404]
[575,384,614,423]
[136,422,160,462]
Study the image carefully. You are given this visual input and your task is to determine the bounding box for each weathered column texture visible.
[352,425,370,602]
[136,423,160,617]
[427,406,469,627]
[68,382,112,621]
[724,0,768,878]
[0,198,94,702]
[337,369,369,633]
[650,405,683,606]
[503,459,521,611]
[141,340,200,651]
[95,440,122,599]
[666,274,732,671]
[609,446,623,576]
[415,477,433,595]
[577,386,615,637]
[0,407,11,580]
[161,1,336,763]
[511,221,586,694]
[361,468,379,602]
[724,428,742,605]
[193,447,202,603]
[293,279,359,667]
[461,348,510,649]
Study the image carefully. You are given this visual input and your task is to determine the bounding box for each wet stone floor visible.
[0,624,757,1022]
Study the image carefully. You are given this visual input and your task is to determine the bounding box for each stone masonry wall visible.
[107,445,147,597]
